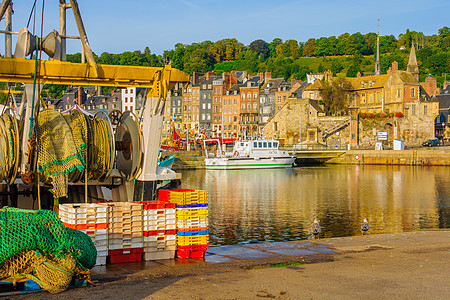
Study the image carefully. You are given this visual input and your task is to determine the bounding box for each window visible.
[234,99,237,105]
[283,96,286,102]
[214,88,217,94]
[277,96,281,102]
[268,142,272,148]
[377,92,381,103]
[248,104,251,110]
[130,97,133,103]
[228,116,231,123]
[253,103,257,110]
[362,93,366,103]
[242,104,245,110]
[202,114,205,120]
[253,142,257,147]
[369,81,373,88]
[202,103,206,109]
[369,93,373,103]
[247,93,251,99]
[234,125,237,130]
[361,82,365,88]
[253,93,257,99]
[203,94,206,99]
[229,107,231,114]
[125,106,128,110]
[411,87,415,98]
[207,114,210,120]
[412,105,416,115]
[397,89,401,97]
[234,107,237,113]
[241,94,245,100]
[125,97,128,103]
[263,142,267,148]
[424,105,428,115]
[207,103,211,109]
[273,122,278,131]
[258,142,263,147]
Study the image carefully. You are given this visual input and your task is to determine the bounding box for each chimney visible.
[391,61,398,72]
[357,72,361,79]
[192,71,199,85]
[387,67,392,75]
[206,71,214,80]
[259,72,264,83]
[265,71,272,81]
[443,81,449,90]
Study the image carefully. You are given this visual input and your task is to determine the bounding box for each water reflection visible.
[180,165,449,246]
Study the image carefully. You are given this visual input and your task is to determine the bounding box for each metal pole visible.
[59,1,67,61]
[69,0,97,74]
[4,2,12,58]
[0,0,12,23]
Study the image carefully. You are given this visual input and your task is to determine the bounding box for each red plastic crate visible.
[108,248,143,264]
[158,189,195,202]
[144,229,177,236]
[63,222,108,230]
[176,245,208,258]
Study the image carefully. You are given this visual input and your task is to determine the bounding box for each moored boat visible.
[204,139,295,170]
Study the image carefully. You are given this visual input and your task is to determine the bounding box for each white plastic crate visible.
[96,255,107,266]
[143,250,174,261]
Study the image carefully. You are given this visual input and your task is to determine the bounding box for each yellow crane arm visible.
[0,58,189,99]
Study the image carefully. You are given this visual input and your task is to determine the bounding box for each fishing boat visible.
[204,139,295,170]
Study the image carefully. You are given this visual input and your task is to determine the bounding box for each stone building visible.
[199,76,213,137]
[259,74,285,125]
[239,76,261,139]
[221,84,241,139]
[262,98,325,146]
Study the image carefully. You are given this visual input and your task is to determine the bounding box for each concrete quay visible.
[166,148,450,170]
[20,230,450,299]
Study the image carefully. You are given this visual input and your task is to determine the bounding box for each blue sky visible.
[2,0,449,56]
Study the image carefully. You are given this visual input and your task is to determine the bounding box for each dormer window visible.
[369,81,373,88]
[361,82,365,88]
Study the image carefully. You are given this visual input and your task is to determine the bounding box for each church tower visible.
[407,42,420,82]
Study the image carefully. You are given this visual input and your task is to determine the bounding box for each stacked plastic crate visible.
[159,189,209,258]
[58,203,109,266]
[107,202,144,263]
[136,201,177,260]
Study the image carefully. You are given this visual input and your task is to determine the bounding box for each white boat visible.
[204,139,296,170]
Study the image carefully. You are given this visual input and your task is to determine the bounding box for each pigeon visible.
[311,218,321,239]
[361,218,370,235]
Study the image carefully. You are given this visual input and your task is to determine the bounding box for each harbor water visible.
[180,165,450,246]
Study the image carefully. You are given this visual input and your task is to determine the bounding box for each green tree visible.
[249,39,269,60]
[330,60,344,75]
[303,38,316,56]
[317,63,324,73]
[319,77,353,115]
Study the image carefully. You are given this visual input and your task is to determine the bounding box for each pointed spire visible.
[407,42,419,82]
[375,19,381,75]
[375,36,381,75]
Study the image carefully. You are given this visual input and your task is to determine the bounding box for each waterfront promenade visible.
[167,147,450,169]
[18,231,450,299]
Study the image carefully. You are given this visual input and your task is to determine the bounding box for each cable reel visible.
[94,110,115,181]
[115,111,142,181]
[0,108,20,184]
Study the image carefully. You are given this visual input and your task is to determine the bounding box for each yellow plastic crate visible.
[168,190,208,205]
[177,234,209,246]
[176,209,208,219]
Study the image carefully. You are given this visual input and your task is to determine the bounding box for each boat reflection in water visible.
[180,165,449,246]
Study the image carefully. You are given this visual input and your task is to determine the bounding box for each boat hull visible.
[205,157,295,170]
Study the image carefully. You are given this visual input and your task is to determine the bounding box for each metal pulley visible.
[115,111,142,181]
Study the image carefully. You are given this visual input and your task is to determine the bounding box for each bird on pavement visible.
[311,218,321,239]
[361,218,370,235]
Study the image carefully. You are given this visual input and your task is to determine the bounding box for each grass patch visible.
[245,261,304,270]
